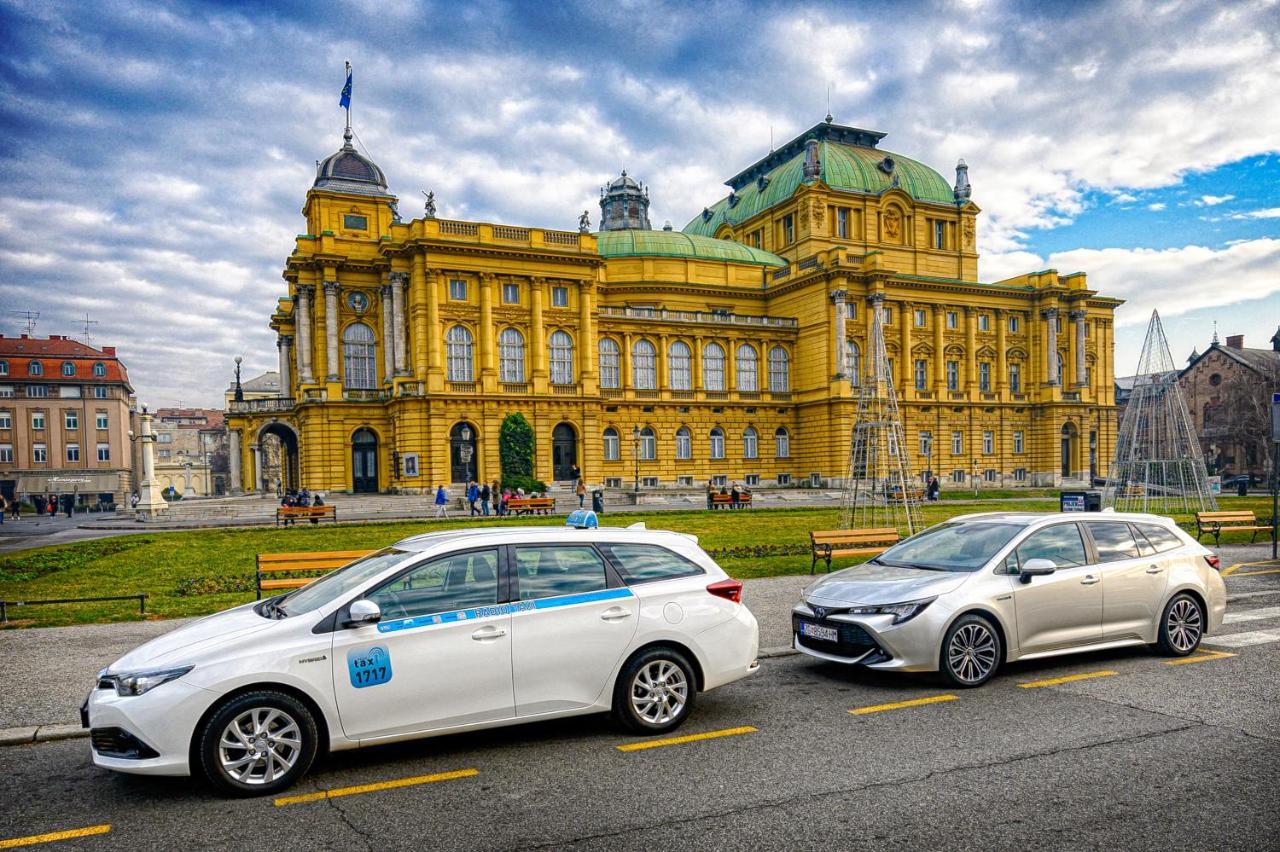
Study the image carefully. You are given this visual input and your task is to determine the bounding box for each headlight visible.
[846,598,935,625]
[107,666,194,697]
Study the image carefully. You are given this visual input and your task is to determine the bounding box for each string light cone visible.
[840,297,923,534]
[1105,309,1217,513]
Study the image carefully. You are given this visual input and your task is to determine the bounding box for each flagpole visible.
[344,60,352,141]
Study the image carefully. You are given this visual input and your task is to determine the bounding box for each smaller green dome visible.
[597,230,786,267]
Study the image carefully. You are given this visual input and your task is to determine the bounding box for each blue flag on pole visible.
[339,70,352,109]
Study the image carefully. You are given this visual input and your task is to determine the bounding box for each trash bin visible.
[1237,479,1249,497]
[591,489,605,514]
[1060,491,1102,512]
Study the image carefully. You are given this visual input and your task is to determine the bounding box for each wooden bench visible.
[1194,510,1276,546]
[507,497,555,515]
[276,505,337,527]
[710,493,753,509]
[809,528,901,574]
[255,549,374,599]
[887,488,925,503]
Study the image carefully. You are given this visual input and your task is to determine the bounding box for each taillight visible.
[1204,555,1220,571]
[707,579,743,604]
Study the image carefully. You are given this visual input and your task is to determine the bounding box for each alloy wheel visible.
[630,659,689,725]
[217,707,302,785]
[1166,598,1202,653]
[947,622,998,684]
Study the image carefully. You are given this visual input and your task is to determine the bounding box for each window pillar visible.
[577,279,596,385]
[426,267,443,387]
[899,299,912,399]
[933,304,946,391]
[965,306,977,398]
[1071,309,1087,387]
[995,308,1007,396]
[295,284,315,385]
[380,282,394,383]
[323,280,340,381]
[390,271,409,376]
[1042,306,1060,386]
[830,289,848,379]
[277,334,292,398]
[479,274,496,385]
[530,277,547,383]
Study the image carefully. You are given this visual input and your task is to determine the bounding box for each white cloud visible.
[1195,194,1236,206]
[1147,202,1166,211]
[1231,207,1280,219]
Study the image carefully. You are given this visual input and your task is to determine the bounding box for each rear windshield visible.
[1136,523,1184,553]
[599,543,705,584]
[874,522,1023,573]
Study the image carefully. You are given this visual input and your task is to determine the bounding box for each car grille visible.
[793,614,885,659]
[90,727,159,760]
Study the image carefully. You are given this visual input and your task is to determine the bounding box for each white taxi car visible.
[85,522,759,795]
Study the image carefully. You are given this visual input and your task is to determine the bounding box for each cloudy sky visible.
[1,0,1278,407]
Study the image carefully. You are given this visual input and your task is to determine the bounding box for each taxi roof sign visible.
[565,509,599,529]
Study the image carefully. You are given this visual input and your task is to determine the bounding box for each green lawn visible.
[1,497,1273,628]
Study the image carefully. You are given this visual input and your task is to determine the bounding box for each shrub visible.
[502,474,548,495]
[499,413,535,480]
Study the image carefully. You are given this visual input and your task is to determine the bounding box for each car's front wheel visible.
[612,647,697,735]
[939,614,1002,688]
[1156,593,1204,656]
[197,690,318,797]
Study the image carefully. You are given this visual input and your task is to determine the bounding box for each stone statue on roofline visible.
[421,190,436,218]
[578,210,591,233]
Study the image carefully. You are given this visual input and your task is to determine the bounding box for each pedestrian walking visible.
[434,484,449,518]
[10,495,20,519]
[467,480,480,516]
[575,478,587,508]
[62,493,74,518]
[0,495,7,524]
[730,482,741,509]
[927,476,940,502]
[500,487,511,516]
[479,482,491,516]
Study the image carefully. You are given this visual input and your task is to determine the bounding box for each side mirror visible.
[344,599,381,628]
[1019,558,1057,584]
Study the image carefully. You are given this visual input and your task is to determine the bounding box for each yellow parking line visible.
[1165,650,1237,666]
[1235,567,1280,577]
[1222,560,1280,577]
[0,825,111,849]
[274,768,478,806]
[1018,670,1117,688]
[849,694,957,715]
[616,725,757,752]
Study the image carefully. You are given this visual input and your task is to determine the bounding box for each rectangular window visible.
[342,214,368,230]
[750,229,762,248]
[27,385,49,398]
[502,282,519,304]
[551,286,568,307]
[0,386,12,398]
[0,444,11,463]
[1014,467,1027,481]
[603,431,620,461]
[60,385,81,398]
[982,431,993,455]
[782,214,794,245]
[914,359,927,390]
[710,431,725,460]
[712,474,729,488]
[946,311,958,329]
[978,314,990,331]
[946,361,959,391]
[984,469,997,482]
[1009,315,1020,333]
[951,431,963,455]
[837,208,849,238]
[675,430,691,460]
[676,475,694,487]
[0,411,9,430]
[158,449,171,459]
[33,443,47,463]
[919,431,933,457]
[32,412,45,430]
[933,220,946,249]
[157,433,172,443]
[641,476,659,488]
[881,306,892,325]
[449,279,467,300]
[979,362,991,392]
[65,411,78,430]
[600,542,704,584]
[605,477,623,488]
[368,550,499,618]
[0,362,6,376]
[744,474,760,487]
[1013,431,1024,454]
[776,473,792,486]
[96,412,109,430]
[66,443,80,462]
[951,469,965,483]
[97,443,110,462]
[1055,317,1063,333]
[914,309,926,327]
[1009,363,1021,393]
[94,386,109,399]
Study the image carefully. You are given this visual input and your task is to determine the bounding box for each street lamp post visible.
[632,426,641,502]
[233,356,244,403]
[461,425,473,483]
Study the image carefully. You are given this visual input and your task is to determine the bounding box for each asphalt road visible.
[1,568,1278,850]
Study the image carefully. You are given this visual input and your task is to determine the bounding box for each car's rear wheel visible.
[612,647,697,735]
[939,614,1002,688]
[197,690,318,797]
[1156,593,1204,656]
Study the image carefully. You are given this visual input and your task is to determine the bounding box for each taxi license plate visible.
[800,622,838,642]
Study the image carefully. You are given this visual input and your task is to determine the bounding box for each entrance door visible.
[552,423,577,482]
[450,422,477,484]
[352,429,378,493]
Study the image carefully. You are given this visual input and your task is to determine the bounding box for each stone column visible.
[866,292,886,381]
[229,429,242,493]
[250,444,262,493]
[830,289,848,378]
[182,461,195,498]
[933,304,946,391]
[1043,307,1060,386]
[277,335,293,399]
[425,266,442,384]
[900,300,912,395]
[531,277,547,380]
[135,409,167,518]
[995,309,1007,394]
[390,271,409,376]
[380,282,394,382]
[479,274,496,382]
[295,285,315,384]
[1071,309,1087,386]
[965,307,977,396]
[323,280,340,381]
[577,280,596,382]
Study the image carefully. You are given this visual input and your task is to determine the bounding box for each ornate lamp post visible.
[233,356,244,403]
[460,425,473,482]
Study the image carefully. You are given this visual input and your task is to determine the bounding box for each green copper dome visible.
[684,123,955,236]
[597,230,787,267]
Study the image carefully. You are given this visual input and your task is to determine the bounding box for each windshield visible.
[280,548,411,615]
[873,522,1023,572]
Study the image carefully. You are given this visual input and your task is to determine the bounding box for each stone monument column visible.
[229,430,242,493]
[323,280,340,381]
[134,408,167,519]
[182,460,196,498]
[250,444,262,494]
[295,284,315,384]
[1071,309,1087,386]
[277,335,292,398]
[1042,307,1060,386]
[830,289,848,378]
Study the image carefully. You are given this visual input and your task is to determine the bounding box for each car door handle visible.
[1146,565,1164,574]
[1080,575,1100,585]
[600,607,633,622]
[471,626,507,641]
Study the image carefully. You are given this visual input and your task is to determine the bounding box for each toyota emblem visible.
[812,605,826,620]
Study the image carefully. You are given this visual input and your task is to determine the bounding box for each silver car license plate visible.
[800,622,838,642]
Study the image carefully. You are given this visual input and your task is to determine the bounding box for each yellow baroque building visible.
[227,118,1121,495]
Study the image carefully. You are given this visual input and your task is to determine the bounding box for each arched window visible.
[549,331,574,385]
[675,426,691,460]
[710,427,725,460]
[1055,351,1066,383]
[668,341,692,390]
[342,322,377,388]
[446,325,474,382]
[768,346,789,392]
[632,339,656,390]
[743,426,758,459]
[499,328,525,383]
[598,338,620,388]
[846,340,861,385]
[92,362,106,377]
[775,427,790,458]
[736,344,758,391]
[703,343,726,391]
[639,426,656,460]
[28,360,42,376]
[61,361,76,377]
[603,427,620,461]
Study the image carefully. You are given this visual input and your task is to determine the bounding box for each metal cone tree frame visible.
[840,296,923,534]
[1105,309,1217,513]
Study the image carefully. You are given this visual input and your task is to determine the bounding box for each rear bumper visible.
[695,605,760,690]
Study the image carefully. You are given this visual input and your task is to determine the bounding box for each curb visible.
[0,724,87,747]
[758,645,798,659]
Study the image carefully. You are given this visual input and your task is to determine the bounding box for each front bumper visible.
[791,602,945,673]
[85,678,217,777]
